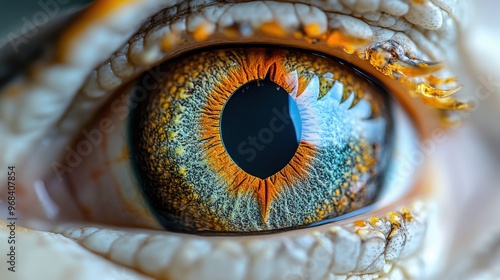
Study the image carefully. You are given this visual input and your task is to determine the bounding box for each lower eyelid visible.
[52,194,433,280]
[0,221,150,279]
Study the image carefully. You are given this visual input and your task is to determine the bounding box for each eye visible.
[129,47,395,232]
[42,35,453,234]
[1,1,473,278]
[48,43,410,233]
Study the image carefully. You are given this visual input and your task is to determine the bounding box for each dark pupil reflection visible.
[220,79,302,179]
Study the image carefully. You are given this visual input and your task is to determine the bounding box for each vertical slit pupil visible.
[220,78,302,179]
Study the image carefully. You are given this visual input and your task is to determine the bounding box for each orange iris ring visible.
[199,49,317,223]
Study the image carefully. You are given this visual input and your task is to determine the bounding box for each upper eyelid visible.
[73,1,463,105]
[60,1,466,141]
[0,0,466,182]
[65,0,469,119]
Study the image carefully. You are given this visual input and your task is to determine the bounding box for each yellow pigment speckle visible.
[179,166,187,176]
[326,30,370,54]
[259,21,287,37]
[293,31,303,39]
[176,88,191,99]
[161,32,179,52]
[169,86,178,95]
[175,147,184,155]
[401,207,414,221]
[389,212,401,224]
[368,216,380,227]
[354,220,366,227]
[168,131,178,139]
[173,114,182,124]
[193,22,215,42]
[304,23,323,37]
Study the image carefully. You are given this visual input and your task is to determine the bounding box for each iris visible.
[130,47,392,233]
